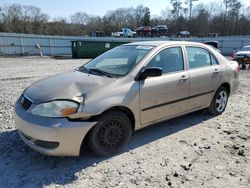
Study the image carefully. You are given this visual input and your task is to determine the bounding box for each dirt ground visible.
[0,57,249,188]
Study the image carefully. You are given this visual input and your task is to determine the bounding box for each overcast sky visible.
[1,0,250,18]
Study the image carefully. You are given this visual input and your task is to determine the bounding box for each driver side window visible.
[146,47,184,74]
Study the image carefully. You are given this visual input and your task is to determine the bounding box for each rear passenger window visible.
[186,47,216,69]
[146,47,184,74]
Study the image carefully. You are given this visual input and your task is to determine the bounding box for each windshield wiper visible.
[77,67,114,78]
[88,68,113,78]
[77,66,90,73]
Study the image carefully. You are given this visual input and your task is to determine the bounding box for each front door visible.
[140,46,190,126]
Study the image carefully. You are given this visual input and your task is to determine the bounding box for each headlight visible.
[31,100,79,118]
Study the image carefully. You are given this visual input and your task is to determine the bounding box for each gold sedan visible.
[14,41,240,156]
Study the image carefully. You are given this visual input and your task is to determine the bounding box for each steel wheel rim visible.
[98,120,124,149]
[215,91,227,112]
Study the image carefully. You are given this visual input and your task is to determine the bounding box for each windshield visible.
[80,45,153,77]
[241,46,250,51]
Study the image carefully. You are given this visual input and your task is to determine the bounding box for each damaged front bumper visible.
[14,101,97,156]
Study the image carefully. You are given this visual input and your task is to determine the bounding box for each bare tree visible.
[0,2,250,36]
[185,0,199,19]
[2,4,23,32]
[70,12,89,25]
[170,0,183,18]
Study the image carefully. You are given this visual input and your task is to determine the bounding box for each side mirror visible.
[135,67,162,81]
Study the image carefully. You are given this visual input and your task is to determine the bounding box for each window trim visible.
[209,53,219,65]
[184,45,220,70]
[143,45,186,76]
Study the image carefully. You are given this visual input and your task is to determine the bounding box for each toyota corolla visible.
[14,41,240,156]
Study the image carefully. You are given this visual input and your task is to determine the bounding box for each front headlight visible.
[31,100,79,118]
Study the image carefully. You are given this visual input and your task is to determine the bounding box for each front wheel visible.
[208,86,228,115]
[88,111,132,156]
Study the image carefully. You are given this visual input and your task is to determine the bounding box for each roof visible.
[124,40,204,47]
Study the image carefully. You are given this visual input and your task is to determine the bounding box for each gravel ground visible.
[0,57,249,188]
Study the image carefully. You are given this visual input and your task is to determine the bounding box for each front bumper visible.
[14,102,97,156]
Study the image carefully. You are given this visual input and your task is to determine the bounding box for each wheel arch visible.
[100,106,136,131]
[220,82,231,95]
[80,106,135,154]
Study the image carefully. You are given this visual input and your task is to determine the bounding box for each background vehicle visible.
[111,28,136,37]
[234,46,250,69]
[177,31,191,38]
[151,25,168,37]
[135,26,151,37]
[90,31,106,37]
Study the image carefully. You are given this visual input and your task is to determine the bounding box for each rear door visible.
[185,46,222,109]
[139,46,190,126]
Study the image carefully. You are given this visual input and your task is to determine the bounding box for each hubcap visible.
[215,91,227,112]
[98,120,124,149]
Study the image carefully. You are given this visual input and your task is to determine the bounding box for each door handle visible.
[214,68,220,73]
[180,75,188,81]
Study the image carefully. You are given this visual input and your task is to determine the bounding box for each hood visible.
[24,70,113,103]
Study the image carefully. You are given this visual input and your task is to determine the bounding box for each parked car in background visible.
[90,31,106,37]
[234,46,250,69]
[177,31,191,38]
[151,25,168,37]
[111,28,136,38]
[14,41,239,157]
[135,26,151,37]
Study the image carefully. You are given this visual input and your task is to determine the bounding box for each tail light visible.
[236,64,240,73]
[233,63,240,79]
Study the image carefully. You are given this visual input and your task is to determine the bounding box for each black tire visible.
[88,111,132,156]
[208,86,229,115]
[242,64,246,69]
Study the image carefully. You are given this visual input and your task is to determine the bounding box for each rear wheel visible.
[88,111,132,156]
[208,86,228,115]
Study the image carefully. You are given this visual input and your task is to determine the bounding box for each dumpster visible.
[71,40,129,58]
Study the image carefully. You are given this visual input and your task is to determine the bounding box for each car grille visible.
[20,95,32,111]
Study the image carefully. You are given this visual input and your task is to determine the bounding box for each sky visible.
[1,0,250,19]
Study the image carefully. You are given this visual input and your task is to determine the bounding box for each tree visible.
[142,7,150,26]
[0,6,4,32]
[2,4,23,32]
[170,0,183,18]
[26,6,49,34]
[185,0,199,19]
[0,2,250,36]
[135,5,151,26]
[70,12,89,25]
